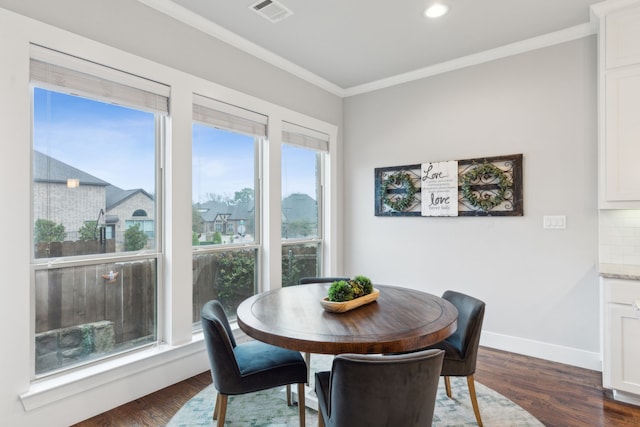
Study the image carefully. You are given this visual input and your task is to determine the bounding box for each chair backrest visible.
[443,290,485,363]
[298,276,350,285]
[201,300,241,393]
[326,349,444,427]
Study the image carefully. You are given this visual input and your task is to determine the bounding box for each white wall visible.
[343,37,600,369]
[0,3,342,426]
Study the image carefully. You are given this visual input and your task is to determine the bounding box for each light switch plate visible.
[543,215,566,229]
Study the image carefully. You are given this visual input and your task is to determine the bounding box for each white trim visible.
[20,335,208,411]
[138,0,597,98]
[344,23,596,97]
[481,331,602,371]
[591,0,640,18]
[136,0,344,97]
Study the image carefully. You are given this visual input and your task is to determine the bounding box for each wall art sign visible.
[421,161,459,217]
[375,154,523,217]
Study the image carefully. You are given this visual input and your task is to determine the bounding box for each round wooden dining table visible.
[236,283,458,354]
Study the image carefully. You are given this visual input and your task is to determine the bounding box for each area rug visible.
[168,355,543,427]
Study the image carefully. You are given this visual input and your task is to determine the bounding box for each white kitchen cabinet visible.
[593,1,640,208]
[602,277,640,405]
[606,5,640,69]
[604,65,640,202]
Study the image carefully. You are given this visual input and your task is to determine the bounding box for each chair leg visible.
[318,407,325,427]
[305,352,311,385]
[213,394,220,420]
[286,384,292,405]
[444,376,452,398]
[298,383,306,427]
[467,375,483,427]
[214,394,228,427]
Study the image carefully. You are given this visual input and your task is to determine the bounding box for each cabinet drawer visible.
[604,278,640,305]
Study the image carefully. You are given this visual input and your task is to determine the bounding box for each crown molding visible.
[136,0,346,97]
[138,0,596,99]
[343,22,596,97]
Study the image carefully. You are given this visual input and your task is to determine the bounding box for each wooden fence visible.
[35,259,156,345]
[36,244,319,343]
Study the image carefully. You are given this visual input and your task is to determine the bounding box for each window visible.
[192,95,265,322]
[30,46,167,376]
[281,122,328,286]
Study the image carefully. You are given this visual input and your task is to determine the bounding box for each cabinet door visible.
[604,65,640,202]
[606,5,640,69]
[606,304,640,395]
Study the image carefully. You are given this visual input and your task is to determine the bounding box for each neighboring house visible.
[33,151,154,252]
[194,199,254,241]
[106,185,155,250]
[281,193,318,238]
[194,195,315,242]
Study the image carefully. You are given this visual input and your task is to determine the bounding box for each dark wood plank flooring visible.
[73,347,640,426]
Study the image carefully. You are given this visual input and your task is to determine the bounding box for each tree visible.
[34,219,66,243]
[78,221,99,241]
[192,206,204,234]
[233,188,254,205]
[124,223,148,251]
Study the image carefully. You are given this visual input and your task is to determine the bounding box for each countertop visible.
[600,263,640,280]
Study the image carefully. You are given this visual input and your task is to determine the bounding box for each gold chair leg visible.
[467,375,483,427]
[213,394,220,420]
[215,394,228,427]
[318,407,325,427]
[286,384,292,405]
[298,383,306,427]
[444,376,452,398]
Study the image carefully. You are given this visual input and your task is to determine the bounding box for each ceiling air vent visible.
[249,0,293,23]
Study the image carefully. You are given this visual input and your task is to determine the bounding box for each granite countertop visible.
[600,263,640,280]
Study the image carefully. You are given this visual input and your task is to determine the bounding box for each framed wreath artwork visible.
[374,154,522,217]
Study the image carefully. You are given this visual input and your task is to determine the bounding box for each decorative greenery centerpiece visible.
[327,275,373,302]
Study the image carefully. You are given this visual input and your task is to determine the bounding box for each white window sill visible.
[20,333,206,411]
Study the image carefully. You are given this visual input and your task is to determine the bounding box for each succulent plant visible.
[328,280,354,302]
[327,275,373,302]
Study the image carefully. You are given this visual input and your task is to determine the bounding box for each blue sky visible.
[34,88,318,203]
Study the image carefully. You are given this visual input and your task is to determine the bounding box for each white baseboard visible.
[481,331,602,372]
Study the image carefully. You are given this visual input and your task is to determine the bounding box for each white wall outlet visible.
[543,215,566,229]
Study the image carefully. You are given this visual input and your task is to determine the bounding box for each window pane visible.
[34,259,157,374]
[282,144,320,239]
[192,248,257,321]
[33,88,157,257]
[282,242,321,287]
[192,124,256,246]
[32,84,160,376]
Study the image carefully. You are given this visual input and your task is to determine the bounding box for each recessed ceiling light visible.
[424,3,449,19]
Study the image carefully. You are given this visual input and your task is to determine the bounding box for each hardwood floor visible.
[73,346,640,427]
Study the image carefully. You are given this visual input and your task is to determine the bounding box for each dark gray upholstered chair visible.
[201,300,308,427]
[297,276,349,383]
[424,290,486,426]
[314,349,444,427]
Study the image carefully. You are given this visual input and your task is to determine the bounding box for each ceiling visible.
[140,0,601,96]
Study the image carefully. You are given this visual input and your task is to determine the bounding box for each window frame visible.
[280,122,329,283]
[29,47,167,379]
[191,95,265,325]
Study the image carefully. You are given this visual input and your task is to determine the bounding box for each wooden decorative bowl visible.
[320,288,380,313]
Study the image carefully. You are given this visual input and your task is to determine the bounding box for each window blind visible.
[30,45,169,114]
[282,121,329,152]
[193,94,267,137]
